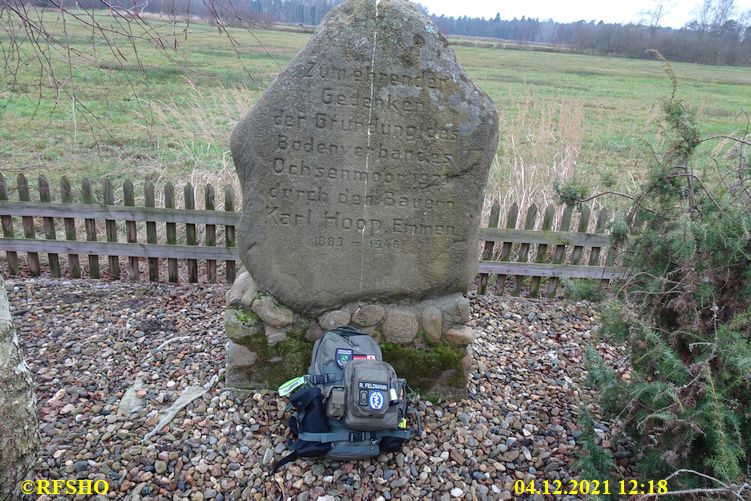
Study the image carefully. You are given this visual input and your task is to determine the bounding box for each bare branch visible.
[636,468,750,500]
[700,135,751,146]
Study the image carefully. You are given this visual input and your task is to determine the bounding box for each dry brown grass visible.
[482,91,602,227]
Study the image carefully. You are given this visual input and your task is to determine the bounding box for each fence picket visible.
[144,181,159,282]
[60,177,81,278]
[546,206,573,297]
[103,179,120,279]
[17,174,40,276]
[529,205,555,297]
[164,183,179,283]
[478,201,500,295]
[590,208,610,285]
[225,185,236,283]
[185,183,198,283]
[38,176,60,278]
[81,179,100,279]
[205,184,217,283]
[570,206,591,265]
[123,180,139,281]
[511,204,538,296]
[0,174,19,275]
[494,202,519,294]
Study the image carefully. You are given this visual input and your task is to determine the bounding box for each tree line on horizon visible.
[39,0,751,66]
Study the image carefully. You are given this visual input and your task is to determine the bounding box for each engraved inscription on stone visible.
[231,0,499,314]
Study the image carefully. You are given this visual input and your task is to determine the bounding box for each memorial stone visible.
[225,0,499,399]
[231,0,498,314]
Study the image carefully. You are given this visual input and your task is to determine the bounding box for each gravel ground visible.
[9,278,633,501]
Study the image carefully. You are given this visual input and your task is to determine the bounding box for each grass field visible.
[1,11,750,209]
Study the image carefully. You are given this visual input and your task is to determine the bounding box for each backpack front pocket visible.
[344,360,399,430]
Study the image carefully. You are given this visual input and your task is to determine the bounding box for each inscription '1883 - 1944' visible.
[231,0,498,313]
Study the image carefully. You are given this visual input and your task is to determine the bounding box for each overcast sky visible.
[417,0,751,28]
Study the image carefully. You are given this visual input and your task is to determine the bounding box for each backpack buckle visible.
[349,431,369,442]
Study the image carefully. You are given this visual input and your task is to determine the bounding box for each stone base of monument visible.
[224,269,474,400]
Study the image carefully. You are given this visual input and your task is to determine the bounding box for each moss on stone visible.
[236,320,313,388]
[235,309,262,326]
[381,342,466,400]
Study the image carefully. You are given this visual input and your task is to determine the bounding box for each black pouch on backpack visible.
[379,378,409,453]
[288,386,331,457]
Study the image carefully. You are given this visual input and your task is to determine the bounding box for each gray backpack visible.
[272,327,420,471]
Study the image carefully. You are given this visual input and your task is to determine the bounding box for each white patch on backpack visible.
[359,381,388,390]
[369,391,385,410]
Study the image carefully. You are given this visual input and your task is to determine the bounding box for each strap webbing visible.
[298,429,412,443]
[375,429,413,440]
[409,407,423,437]
[298,431,359,442]
[270,451,298,473]
[308,373,341,384]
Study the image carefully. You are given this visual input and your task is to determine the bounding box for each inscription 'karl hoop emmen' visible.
[230,0,498,314]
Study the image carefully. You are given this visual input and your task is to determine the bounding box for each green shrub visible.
[562,68,751,487]
[574,408,617,501]
[562,278,603,302]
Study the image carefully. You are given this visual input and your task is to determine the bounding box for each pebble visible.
[9,279,633,500]
[155,460,167,475]
[391,477,408,488]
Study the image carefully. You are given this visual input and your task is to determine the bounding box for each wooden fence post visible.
[225,185,236,283]
[529,205,554,298]
[0,174,19,275]
[17,174,40,276]
[495,202,519,294]
[511,204,538,296]
[164,183,179,283]
[60,177,81,278]
[81,178,100,279]
[185,183,198,283]
[546,206,573,297]
[103,179,120,280]
[123,180,139,281]
[478,200,500,295]
[144,181,159,282]
[205,184,217,283]
[38,176,60,278]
